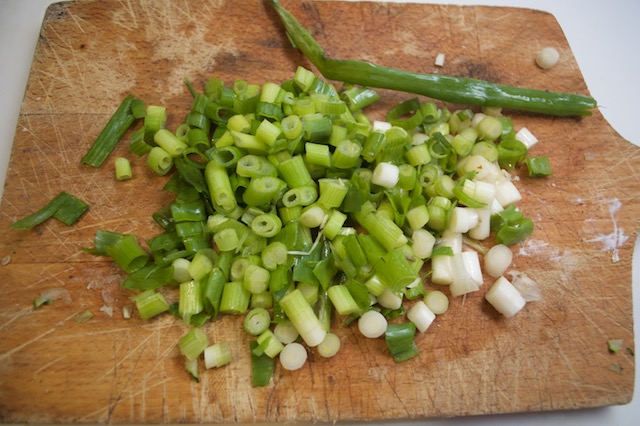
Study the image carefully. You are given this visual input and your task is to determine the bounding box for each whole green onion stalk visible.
[271,0,597,116]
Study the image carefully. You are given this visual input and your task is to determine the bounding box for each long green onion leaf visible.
[271,0,597,116]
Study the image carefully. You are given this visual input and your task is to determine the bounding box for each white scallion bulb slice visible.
[172,258,192,283]
[424,290,449,315]
[371,162,399,189]
[448,207,479,233]
[358,310,388,338]
[515,127,538,149]
[495,178,522,207]
[317,332,341,358]
[273,320,299,344]
[376,288,403,310]
[535,47,560,70]
[412,228,436,259]
[407,300,436,333]
[485,276,526,318]
[484,244,513,278]
[279,342,308,371]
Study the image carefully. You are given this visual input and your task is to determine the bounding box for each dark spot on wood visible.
[461,63,493,81]
[45,2,70,23]
[260,37,283,49]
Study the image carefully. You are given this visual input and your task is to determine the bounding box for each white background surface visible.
[0,0,638,424]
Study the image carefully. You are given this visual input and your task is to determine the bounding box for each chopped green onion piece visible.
[317,178,349,208]
[282,185,318,207]
[81,94,137,167]
[256,119,283,146]
[358,310,388,338]
[341,85,380,112]
[385,322,419,362]
[279,342,308,370]
[251,213,283,238]
[496,217,534,246]
[144,105,167,143]
[261,241,289,270]
[206,160,237,213]
[204,341,232,369]
[322,209,347,240]
[327,285,361,316]
[255,329,284,358]
[250,341,275,387]
[251,291,273,309]
[147,146,173,176]
[386,97,423,130]
[179,280,204,324]
[331,139,362,169]
[134,290,170,320]
[122,264,174,291]
[115,157,132,180]
[281,115,304,140]
[244,307,271,336]
[73,310,95,323]
[526,156,552,177]
[497,135,528,170]
[213,228,239,252]
[154,129,188,157]
[317,332,341,358]
[11,191,89,229]
[424,290,449,315]
[475,115,502,141]
[608,339,624,354]
[178,327,209,361]
[188,249,216,282]
[471,140,499,162]
[305,142,332,168]
[243,264,270,294]
[277,155,313,188]
[104,234,149,273]
[280,288,326,347]
[219,281,251,315]
[236,154,278,178]
[129,127,152,156]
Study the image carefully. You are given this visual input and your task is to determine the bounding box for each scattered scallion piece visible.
[179,327,209,361]
[250,341,275,387]
[608,339,624,354]
[279,342,308,370]
[11,192,89,229]
[115,157,133,180]
[81,94,138,167]
[204,342,232,368]
[385,323,419,362]
[525,155,552,177]
[134,290,170,320]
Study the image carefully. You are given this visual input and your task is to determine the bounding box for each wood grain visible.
[0,0,636,423]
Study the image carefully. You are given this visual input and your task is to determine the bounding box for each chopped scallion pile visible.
[75,65,545,379]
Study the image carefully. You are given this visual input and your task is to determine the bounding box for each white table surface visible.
[1,0,638,424]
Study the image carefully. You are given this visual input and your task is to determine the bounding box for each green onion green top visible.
[271,0,597,116]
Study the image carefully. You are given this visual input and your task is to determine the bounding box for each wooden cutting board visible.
[0,0,636,423]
